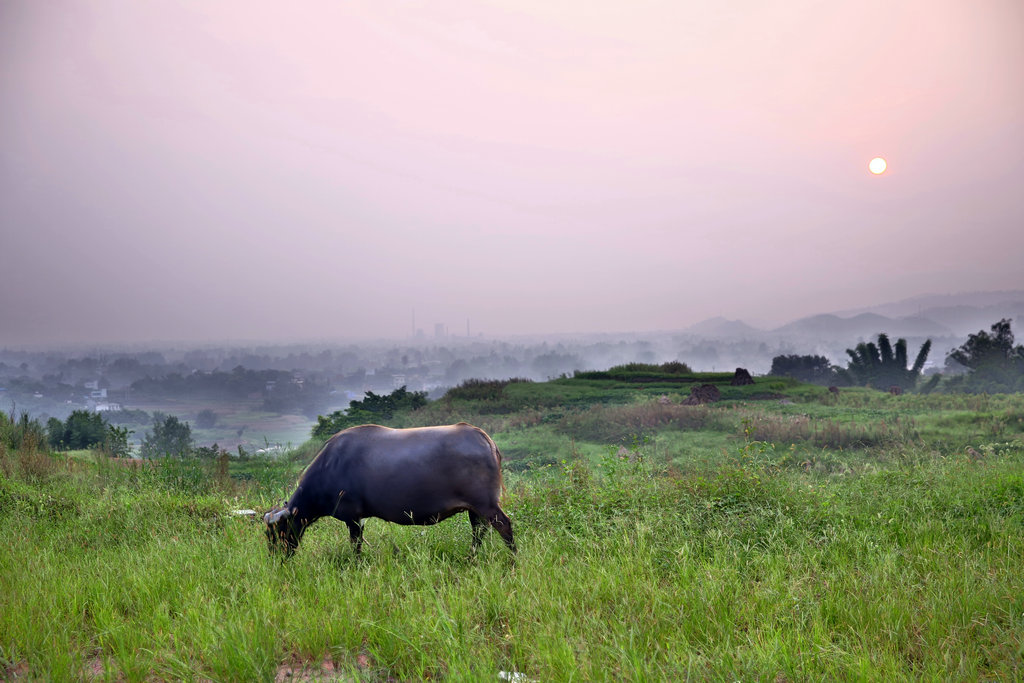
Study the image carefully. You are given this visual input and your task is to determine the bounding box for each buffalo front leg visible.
[346,520,364,554]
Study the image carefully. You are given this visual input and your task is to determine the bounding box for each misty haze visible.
[1,2,1022,348]
[3,3,1024,680]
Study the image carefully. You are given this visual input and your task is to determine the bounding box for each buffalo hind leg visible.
[468,511,488,554]
[346,520,364,555]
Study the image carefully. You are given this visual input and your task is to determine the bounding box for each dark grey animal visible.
[263,423,515,556]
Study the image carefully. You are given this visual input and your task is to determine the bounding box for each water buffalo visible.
[263,423,515,556]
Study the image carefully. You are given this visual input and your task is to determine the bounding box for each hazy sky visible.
[2,1,1022,346]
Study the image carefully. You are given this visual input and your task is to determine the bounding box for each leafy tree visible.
[61,410,108,450]
[141,413,194,458]
[46,417,65,449]
[103,424,132,458]
[313,386,428,439]
[44,410,131,454]
[842,333,931,391]
[945,318,1024,392]
[769,354,839,385]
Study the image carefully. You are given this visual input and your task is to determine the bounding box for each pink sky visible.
[1,1,1022,345]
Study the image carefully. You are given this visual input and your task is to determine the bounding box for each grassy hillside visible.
[2,375,1023,680]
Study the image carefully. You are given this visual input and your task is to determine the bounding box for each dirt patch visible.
[86,655,113,680]
[275,654,368,682]
[3,660,30,680]
[682,384,721,405]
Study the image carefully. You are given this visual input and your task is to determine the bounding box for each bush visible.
[53,410,107,450]
[141,414,194,458]
[0,411,48,454]
[312,386,428,439]
[443,378,533,402]
[768,354,839,385]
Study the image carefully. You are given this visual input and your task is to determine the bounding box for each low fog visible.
[3,286,1020,453]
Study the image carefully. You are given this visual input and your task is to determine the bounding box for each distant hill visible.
[914,303,1024,337]
[773,312,951,339]
[684,317,764,337]
[832,290,1024,336]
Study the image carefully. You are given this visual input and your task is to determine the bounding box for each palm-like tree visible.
[844,333,931,391]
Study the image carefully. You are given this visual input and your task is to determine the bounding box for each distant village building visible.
[392,374,406,389]
[95,402,122,413]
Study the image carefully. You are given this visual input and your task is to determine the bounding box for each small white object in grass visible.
[498,672,535,683]
[231,509,257,517]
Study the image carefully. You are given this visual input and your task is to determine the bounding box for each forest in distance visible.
[1,312,1023,458]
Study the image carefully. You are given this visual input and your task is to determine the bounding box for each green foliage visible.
[45,410,128,453]
[443,378,533,402]
[52,410,108,450]
[574,361,696,383]
[738,411,919,450]
[843,333,931,391]
[658,360,693,374]
[141,413,194,458]
[946,318,1024,393]
[102,424,132,458]
[769,354,839,385]
[312,386,428,439]
[0,411,48,453]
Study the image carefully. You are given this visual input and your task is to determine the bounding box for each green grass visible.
[3,386,1024,680]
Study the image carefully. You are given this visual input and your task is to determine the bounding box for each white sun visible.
[869,157,887,175]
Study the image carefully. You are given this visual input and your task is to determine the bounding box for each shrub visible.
[141,414,194,458]
[738,412,919,449]
[555,400,732,443]
[312,386,429,439]
[443,378,533,402]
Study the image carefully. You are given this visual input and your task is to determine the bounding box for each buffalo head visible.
[263,506,301,556]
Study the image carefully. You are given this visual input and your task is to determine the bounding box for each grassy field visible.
[2,376,1023,681]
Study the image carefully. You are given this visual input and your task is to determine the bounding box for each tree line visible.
[769,318,1024,393]
[0,409,224,460]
